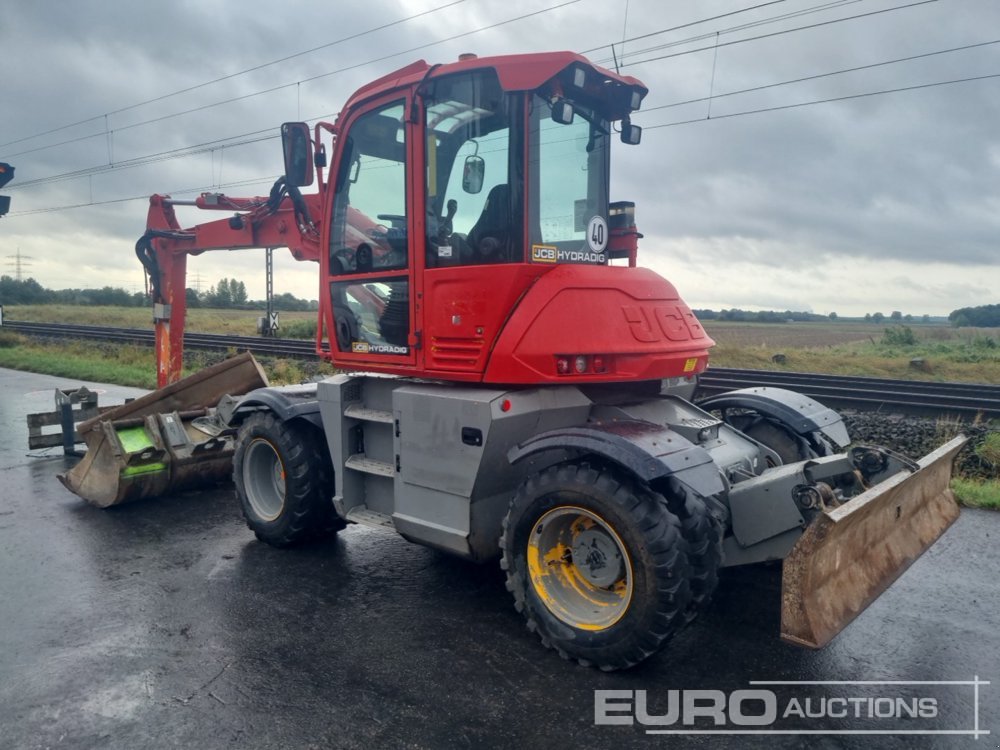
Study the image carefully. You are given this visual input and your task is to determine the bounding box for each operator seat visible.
[466,184,509,261]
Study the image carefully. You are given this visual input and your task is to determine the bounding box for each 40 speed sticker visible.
[587,215,608,253]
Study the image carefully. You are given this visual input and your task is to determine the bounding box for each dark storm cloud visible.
[616,0,1000,275]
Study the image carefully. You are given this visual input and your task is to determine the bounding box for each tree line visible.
[0,275,317,311]
[949,303,1000,327]
[692,308,828,323]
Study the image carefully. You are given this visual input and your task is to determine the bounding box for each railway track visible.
[5,320,998,419]
[4,320,317,357]
[697,367,999,419]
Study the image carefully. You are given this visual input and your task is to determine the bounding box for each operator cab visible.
[282,53,664,381]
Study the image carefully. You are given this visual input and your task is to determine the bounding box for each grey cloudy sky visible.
[1,0,997,316]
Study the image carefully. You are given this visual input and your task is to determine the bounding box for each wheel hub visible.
[243,438,286,521]
[572,528,623,588]
[526,506,633,631]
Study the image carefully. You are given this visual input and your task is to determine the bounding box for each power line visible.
[1,0,584,208]
[1,0,581,162]
[20,70,998,214]
[9,132,277,191]
[12,72,1000,217]
[7,176,280,217]
[0,0,470,151]
[592,0,862,67]
[639,38,1000,113]
[622,0,939,68]
[581,0,790,56]
[641,71,1000,130]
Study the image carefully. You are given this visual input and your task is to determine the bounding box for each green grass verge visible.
[0,336,324,388]
[0,340,160,388]
[952,478,1000,510]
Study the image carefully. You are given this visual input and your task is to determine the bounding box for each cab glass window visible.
[330,101,408,275]
[423,71,521,266]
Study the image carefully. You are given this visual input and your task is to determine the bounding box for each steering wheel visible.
[376,214,407,229]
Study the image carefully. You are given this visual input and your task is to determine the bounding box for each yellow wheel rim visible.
[526,506,633,631]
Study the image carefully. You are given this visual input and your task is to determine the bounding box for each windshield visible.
[528,95,610,262]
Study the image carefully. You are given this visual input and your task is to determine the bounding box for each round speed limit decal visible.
[586,215,608,253]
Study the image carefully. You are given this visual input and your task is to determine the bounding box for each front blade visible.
[780,435,967,648]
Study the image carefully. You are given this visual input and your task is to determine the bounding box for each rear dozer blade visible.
[780,435,967,649]
[58,352,268,508]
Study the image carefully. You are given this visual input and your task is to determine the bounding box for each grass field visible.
[704,321,1000,384]
[5,306,999,382]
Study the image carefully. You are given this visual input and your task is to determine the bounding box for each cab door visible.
[324,95,418,369]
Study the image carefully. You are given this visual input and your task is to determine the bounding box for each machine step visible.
[345,506,396,530]
[345,454,396,477]
[343,404,394,424]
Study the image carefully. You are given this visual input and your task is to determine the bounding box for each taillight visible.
[555,355,613,376]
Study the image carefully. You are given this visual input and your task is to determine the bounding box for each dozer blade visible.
[780,435,967,649]
[58,352,268,508]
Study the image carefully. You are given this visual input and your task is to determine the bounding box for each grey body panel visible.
[318,375,592,562]
[253,375,868,569]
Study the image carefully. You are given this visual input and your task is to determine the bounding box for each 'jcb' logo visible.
[622,305,705,343]
[531,245,557,263]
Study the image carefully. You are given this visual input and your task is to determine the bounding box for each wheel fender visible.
[697,386,850,449]
[508,420,724,499]
[226,384,323,431]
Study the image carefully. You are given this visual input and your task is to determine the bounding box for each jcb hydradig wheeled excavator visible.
[61,51,966,669]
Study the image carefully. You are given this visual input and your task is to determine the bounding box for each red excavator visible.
[65,51,964,669]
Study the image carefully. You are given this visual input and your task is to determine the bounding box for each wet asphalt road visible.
[0,367,996,750]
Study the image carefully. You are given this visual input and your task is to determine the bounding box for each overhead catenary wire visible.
[641,71,1000,130]
[0,0,582,162]
[6,0,986,216]
[619,0,940,69]
[581,0,790,56]
[639,37,1000,113]
[0,0,471,151]
[14,65,1000,218]
[592,0,862,66]
[9,175,282,216]
[2,0,917,188]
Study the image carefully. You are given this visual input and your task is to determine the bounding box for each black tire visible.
[232,411,345,547]
[500,462,691,670]
[744,419,808,465]
[658,480,722,622]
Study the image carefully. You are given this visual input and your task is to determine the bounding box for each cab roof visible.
[341,51,647,120]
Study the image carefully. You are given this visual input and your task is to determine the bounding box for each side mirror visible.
[462,155,485,194]
[0,162,14,190]
[551,99,574,125]
[620,120,642,145]
[281,122,314,187]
